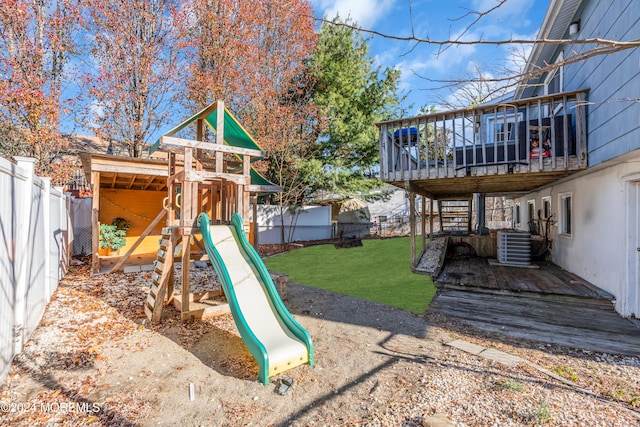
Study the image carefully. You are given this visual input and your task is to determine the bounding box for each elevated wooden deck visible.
[377,90,589,199]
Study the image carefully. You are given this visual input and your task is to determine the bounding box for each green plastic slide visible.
[198,212,313,385]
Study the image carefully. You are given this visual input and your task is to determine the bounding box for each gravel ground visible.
[1,261,639,426]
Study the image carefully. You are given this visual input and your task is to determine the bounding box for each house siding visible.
[533,0,640,166]
[512,152,640,317]
[509,0,640,317]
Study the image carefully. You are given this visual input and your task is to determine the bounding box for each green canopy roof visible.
[149,101,263,154]
[227,166,281,192]
[249,169,275,186]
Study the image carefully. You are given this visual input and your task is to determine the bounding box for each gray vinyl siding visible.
[536,0,640,166]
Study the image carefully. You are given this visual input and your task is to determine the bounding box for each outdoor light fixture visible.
[569,20,580,36]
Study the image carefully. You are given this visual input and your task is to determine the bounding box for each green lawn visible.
[263,237,436,314]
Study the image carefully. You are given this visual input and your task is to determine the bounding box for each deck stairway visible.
[438,200,472,234]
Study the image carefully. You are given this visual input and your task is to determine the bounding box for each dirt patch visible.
[1,262,639,426]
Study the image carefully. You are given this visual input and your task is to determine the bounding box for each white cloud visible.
[312,0,397,27]
[465,0,537,39]
[471,0,536,22]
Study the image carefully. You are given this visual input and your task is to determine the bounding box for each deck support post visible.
[421,195,427,251]
[429,197,434,238]
[477,194,488,235]
[409,191,416,269]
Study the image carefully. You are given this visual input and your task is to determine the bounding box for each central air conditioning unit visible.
[497,231,531,265]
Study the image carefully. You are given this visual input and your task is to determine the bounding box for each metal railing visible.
[378,89,588,182]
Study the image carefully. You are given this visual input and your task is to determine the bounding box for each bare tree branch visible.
[440,0,509,55]
[412,42,630,97]
[314,18,640,49]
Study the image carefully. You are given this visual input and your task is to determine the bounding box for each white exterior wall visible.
[512,150,640,317]
[253,205,332,244]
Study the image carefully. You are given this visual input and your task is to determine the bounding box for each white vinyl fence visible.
[0,156,71,384]
[254,205,332,244]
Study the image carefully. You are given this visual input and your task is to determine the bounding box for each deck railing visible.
[378,89,588,183]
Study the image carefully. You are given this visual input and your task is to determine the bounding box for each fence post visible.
[12,157,36,354]
[42,178,51,302]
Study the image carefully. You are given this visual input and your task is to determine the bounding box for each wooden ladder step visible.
[145,231,176,323]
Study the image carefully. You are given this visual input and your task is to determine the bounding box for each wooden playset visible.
[84,100,279,320]
[84,101,313,384]
[143,100,282,322]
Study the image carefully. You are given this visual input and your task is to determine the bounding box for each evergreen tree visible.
[309,16,403,196]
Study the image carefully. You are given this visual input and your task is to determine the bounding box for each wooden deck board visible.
[436,258,613,299]
[430,290,640,356]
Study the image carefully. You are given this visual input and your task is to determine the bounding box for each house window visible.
[527,200,536,223]
[487,113,522,143]
[542,197,551,219]
[514,203,521,227]
[496,122,515,142]
[527,200,536,233]
[545,51,564,96]
[559,193,572,235]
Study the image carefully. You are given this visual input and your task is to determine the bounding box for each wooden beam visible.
[90,160,168,177]
[216,100,224,173]
[91,171,101,274]
[181,234,191,318]
[142,175,155,190]
[252,195,259,247]
[421,195,427,252]
[185,170,248,185]
[110,173,117,188]
[107,209,168,274]
[429,197,434,238]
[166,230,176,304]
[160,136,266,158]
[196,118,204,171]
[192,235,206,253]
[243,154,250,176]
[167,169,185,186]
[409,192,416,269]
[168,153,176,225]
[247,184,283,193]
[236,184,245,222]
[182,181,193,228]
[243,188,250,227]
[127,174,137,189]
[220,180,226,223]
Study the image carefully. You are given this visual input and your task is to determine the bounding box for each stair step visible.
[145,231,175,323]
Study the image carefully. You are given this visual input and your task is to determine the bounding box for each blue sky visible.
[64,0,551,139]
[309,0,550,112]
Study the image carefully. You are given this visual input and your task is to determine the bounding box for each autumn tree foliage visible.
[184,0,318,144]
[185,0,320,202]
[0,0,81,177]
[85,0,186,157]
[183,0,243,110]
